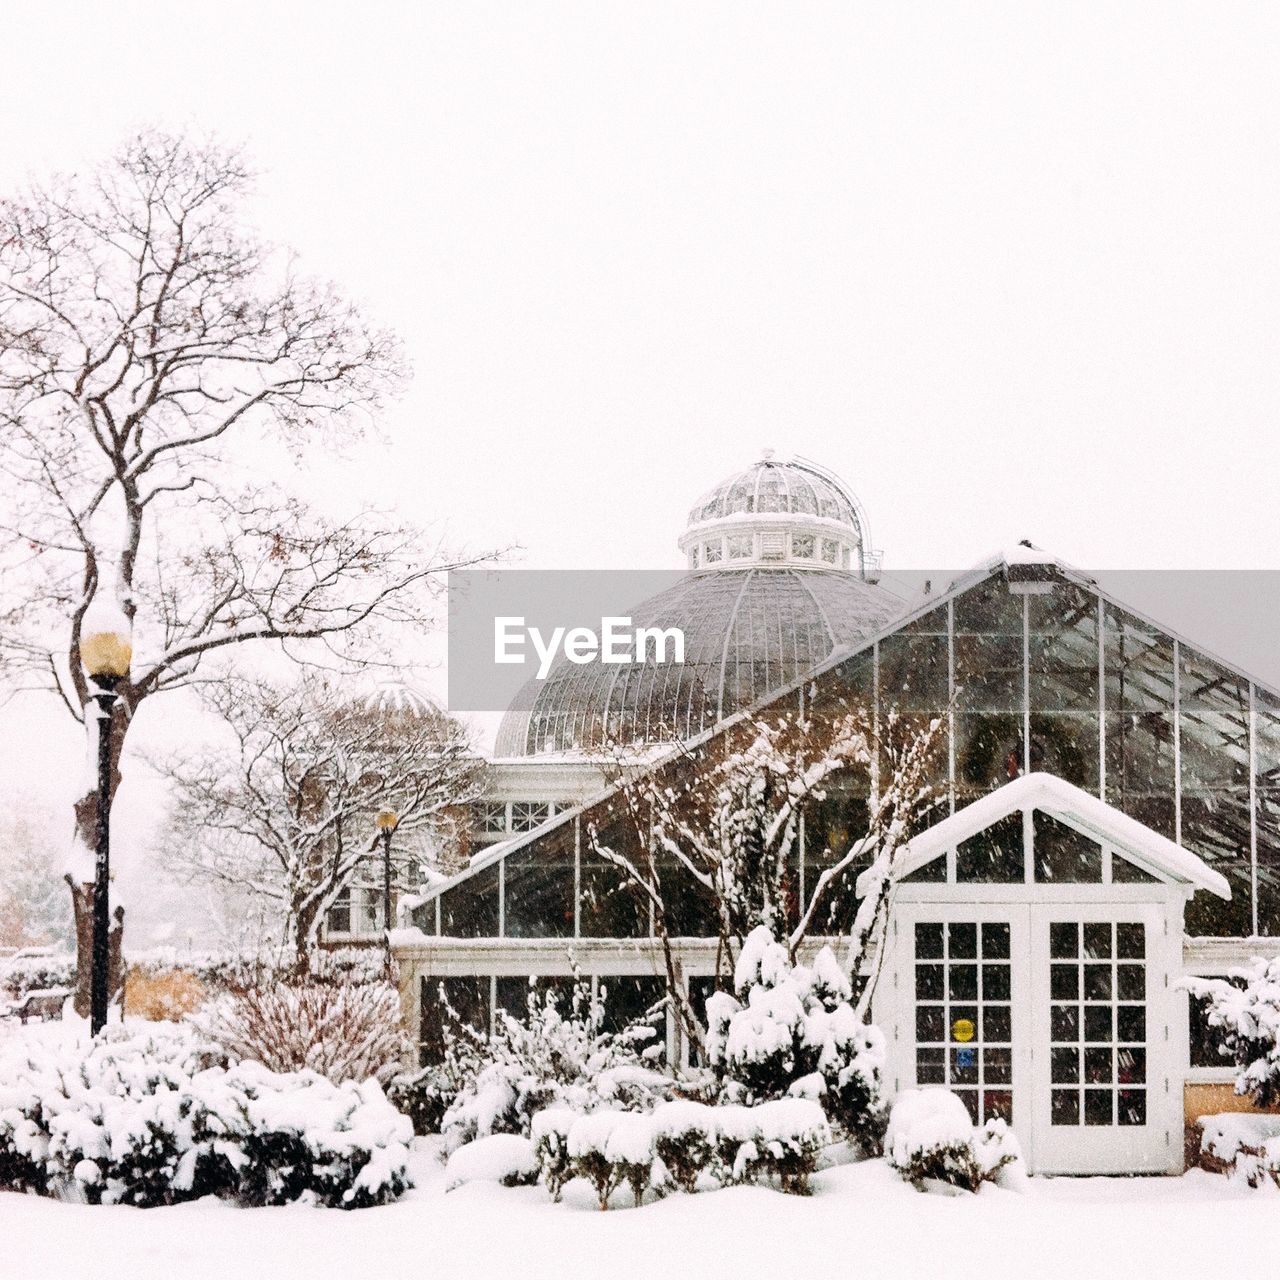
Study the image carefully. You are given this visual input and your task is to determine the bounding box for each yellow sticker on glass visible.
[952,1018,976,1043]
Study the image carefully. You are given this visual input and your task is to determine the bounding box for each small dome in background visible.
[362,681,443,720]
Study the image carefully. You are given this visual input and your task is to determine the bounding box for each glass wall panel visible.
[1028,586,1100,793]
[1256,688,1280,935]
[439,864,500,938]
[803,792,868,933]
[955,812,1024,882]
[420,975,490,1065]
[878,607,952,828]
[1033,811,1102,883]
[597,975,667,1062]
[496,975,578,1022]
[1180,649,1252,936]
[1104,607,1176,840]
[806,649,874,723]
[653,855,720,938]
[954,579,1025,804]
[502,823,576,939]
[580,807,649,939]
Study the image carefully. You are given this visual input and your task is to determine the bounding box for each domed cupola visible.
[678,451,882,580]
[493,453,898,756]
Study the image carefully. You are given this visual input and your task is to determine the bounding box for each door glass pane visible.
[914,920,1013,1125]
[1047,919,1146,1128]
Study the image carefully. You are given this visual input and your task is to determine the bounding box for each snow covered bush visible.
[650,1100,718,1193]
[439,978,671,1148]
[604,1112,657,1206]
[1187,958,1280,1106]
[195,978,408,1085]
[531,1107,578,1201]
[706,926,887,1154]
[445,1134,539,1191]
[567,1110,625,1209]
[0,1024,412,1208]
[886,1090,1023,1192]
[716,1100,829,1194]
[1197,1113,1280,1187]
[387,1062,458,1137]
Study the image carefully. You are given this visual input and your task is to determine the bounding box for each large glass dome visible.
[494,453,899,756]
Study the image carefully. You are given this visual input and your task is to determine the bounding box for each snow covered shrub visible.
[715,1100,829,1194]
[886,1090,1023,1193]
[195,978,408,1085]
[445,1134,539,1190]
[706,927,887,1154]
[0,1024,412,1208]
[650,1100,718,1193]
[1187,958,1280,1106]
[439,977,670,1148]
[567,1110,624,1209]
[387,1062,458,1136]
[1198,1114,1280,1188]
[604,1113,656,1206]
[531,1107,577,1201]
[0,950,76,1000]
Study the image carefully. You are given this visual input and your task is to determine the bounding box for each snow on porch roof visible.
[855,772,1232,900]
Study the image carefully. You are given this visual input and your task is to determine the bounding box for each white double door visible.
[892,899,1176,1175]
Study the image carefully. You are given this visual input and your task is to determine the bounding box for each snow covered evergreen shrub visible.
[0,1024,412,1208]
[650,1100,718,1193]
[530,1107,577,1201]
[195,978,408,1085]
[714,1100,829,1194]
[445,1134,539,1190]
[567,1110,625,1209]
[706,926,887,1154]
[1187,959,1280,1106]
[387,1062,458,1136]
[604,1112,656,1206]
[439,978,670,1148]
[886,1090,1023,1193]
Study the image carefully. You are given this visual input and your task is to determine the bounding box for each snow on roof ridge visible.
[857,772,1231,899]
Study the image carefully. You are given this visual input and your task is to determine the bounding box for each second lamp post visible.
[375,808,399,934]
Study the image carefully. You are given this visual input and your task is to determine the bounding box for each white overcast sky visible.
[2,3,1279,939]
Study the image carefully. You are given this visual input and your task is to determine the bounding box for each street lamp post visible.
[80,620,132,1036]
[375,809,399,934]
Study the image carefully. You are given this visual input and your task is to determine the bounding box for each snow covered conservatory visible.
[393,455,1280,1175]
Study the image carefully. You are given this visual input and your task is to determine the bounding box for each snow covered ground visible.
[1,1141,1275,1280]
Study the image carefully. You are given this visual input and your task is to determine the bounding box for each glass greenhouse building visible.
[393,455,1279,1174]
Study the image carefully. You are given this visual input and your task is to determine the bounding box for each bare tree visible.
[589,703,946,1047]
[0,130,486,1011]
[164,671,484,974]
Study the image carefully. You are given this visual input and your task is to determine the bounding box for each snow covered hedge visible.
[0,945,390,1004]
[525,1096,830,1208]
[1187,958,1280,1107]
[885,1089,1023,1193]
[0,1024,412,1208]
[706,926,887,1154]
